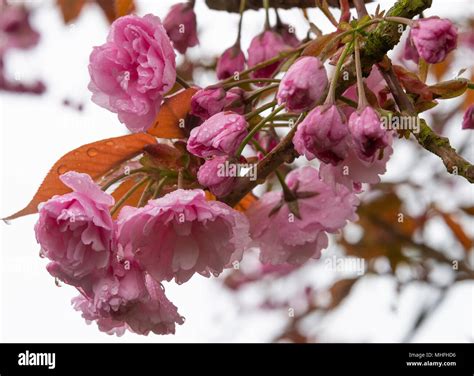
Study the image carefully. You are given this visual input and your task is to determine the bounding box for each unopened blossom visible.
[163,2,199,54]
[407,17,457,64]
[187,111,248,158]
[88,14,176,132]
[253,130,278,160]
[348,107,390,161]
[247,30,288,80]
[197,156,237,197]
[35,172,114,289]
[190,87,226,120]
[277,57,328,112]
[246,166,358,265]
[216,45,246,80]
[116,189,251,284]
[0,4,39,55]
[224,87,246,114]
[293,104,349,165]
[274,23,299,47]
[462,105,474,130]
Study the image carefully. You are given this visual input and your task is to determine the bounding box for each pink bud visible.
[163,2,199,54]
[293,105,349,165]
[247,30,288,80]
[197,156,237,197]
[408,17,457,64]
[277,57,328,112]
[348,107,389,161]
[274,23,299,48]
[190,87,226,120]
[224,87,246,115]
[216,45,246,80]
[187,111,248,158]
[462,105,474,130]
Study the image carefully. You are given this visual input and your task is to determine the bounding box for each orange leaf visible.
[439,212,473,252]
[147,88,198,139]
[4,133,156,220]
[115,0,135,18]
[57,0,86,23]
[464,73,474,110]
[234,193,258,212]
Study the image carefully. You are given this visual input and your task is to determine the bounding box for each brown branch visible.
[205,0,372,12]
[378,62,474,183]
[222,0,434,206]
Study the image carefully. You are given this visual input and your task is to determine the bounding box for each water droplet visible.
[55,278,62,287]
[57,164,67,174]
[87,148,98,157]
[2,218,11,225]
[105,141,114,147]
[180,316,186,323]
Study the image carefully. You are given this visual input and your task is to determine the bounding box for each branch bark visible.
[205,0,372,12]
[379,62,474,183]
[223,0,433,206]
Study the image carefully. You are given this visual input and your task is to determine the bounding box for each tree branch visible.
[379,62,474,183]
[223,0,434,206]
[205,0,372,12]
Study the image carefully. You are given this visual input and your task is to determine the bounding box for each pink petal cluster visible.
[216,45,246,80]
[246,166,359,265]
[247,30,288,80]
[277,56,328,113]
[163,2,199,54]
[187,111,248,158]
[116,189,251,284]
[35,172,185,336]
[88,14,176,133]
[405,17,457,64]
[35,172,114,290]
[462,105,474,130]
[293,104,349,165]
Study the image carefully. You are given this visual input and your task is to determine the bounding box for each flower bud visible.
[216,45,246,80]
[277,56,328,113]
[163,2,199,54]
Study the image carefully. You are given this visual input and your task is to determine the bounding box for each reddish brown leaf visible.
[234,192,258,212]
[328,278,358,309]
[115,0,135,18]
[393,65,432,101]
[147,88,198,139]
[57,0,86,23]
[429,78,468,100]
[302,32,339,57]
[439,212,473,252]
[4,134,157,220]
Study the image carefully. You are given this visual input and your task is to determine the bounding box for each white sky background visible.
[0,0,473,342]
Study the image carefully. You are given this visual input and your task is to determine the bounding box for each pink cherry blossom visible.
[277,56,328,112]
[407,17,457,64]
[462,105,474,130]
[293,104,349,165]
[163,2,199,54]
[246,166,359,265]
[197,156,237,197]
[116,189,251,284]
[190,87,227,120]
[216,45,246,80]
[187,111,248,158]
[88,14,176,132]
[247,30,288,80]
[35,172,114,289]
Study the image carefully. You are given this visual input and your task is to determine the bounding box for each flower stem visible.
[263,0,270,30]
[354,36,368,111]
[245,100,277,120]
[176,75,191,89]
[110,176,149,217]
[235,0,246,44]
[384,16,414,26]
[137,178,154,208]
[152,177,168,199]
[223,78,280,89]
[237,104,285,157]
[245,83,279,103]
[101,168,147,191]
[325,41,353,105]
